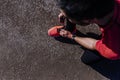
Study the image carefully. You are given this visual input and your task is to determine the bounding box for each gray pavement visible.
[0,0,120,80]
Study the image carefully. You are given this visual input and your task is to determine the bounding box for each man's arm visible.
[73,36,98,50]
[60,29,98,50]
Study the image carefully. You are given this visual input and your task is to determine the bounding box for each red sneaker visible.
[48,26,76,37]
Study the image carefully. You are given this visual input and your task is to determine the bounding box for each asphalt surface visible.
[0,0,120,80]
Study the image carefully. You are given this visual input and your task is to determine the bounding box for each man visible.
[48,0,120,60]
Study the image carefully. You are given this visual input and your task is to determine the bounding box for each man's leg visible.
[64,19,76,32]
[81,50,104,64]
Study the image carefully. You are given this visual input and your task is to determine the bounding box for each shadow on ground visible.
[89,59,120,80]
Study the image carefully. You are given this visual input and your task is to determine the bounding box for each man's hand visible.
[58,13,66,24]
[59,29,73,39]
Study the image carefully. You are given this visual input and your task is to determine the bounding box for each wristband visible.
[71,35,76,40]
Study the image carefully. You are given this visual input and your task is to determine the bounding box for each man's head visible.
[56,0,114,24]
